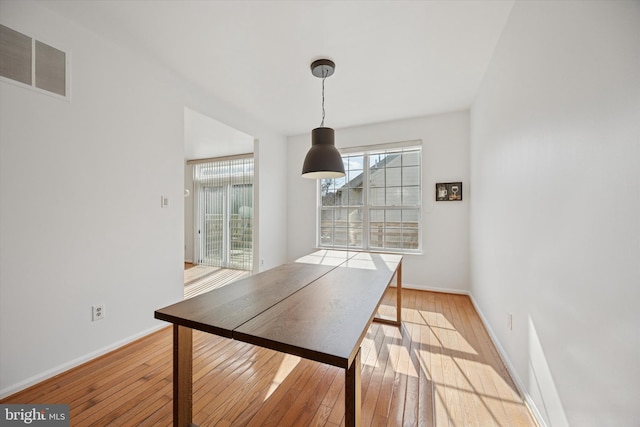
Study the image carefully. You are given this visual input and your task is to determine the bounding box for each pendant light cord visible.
[321,70,327,127]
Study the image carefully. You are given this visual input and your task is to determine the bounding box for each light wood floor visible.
[184,264,251,299]
[1,289,537,426]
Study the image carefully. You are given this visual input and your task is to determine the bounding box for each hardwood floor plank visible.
[1,290,538,427]
[369,323,403,425]
[294,365,341,426]
[361,324,395,426]
[443,294,482,427]
[386,289,418,426]
[6,328,171,404]
[411,289,433,427]
[308,403,334,427]
[278,362,332,426]
[204,348,282,425]
[244,357,315,426]
[258,359,326,427]
[196,346,279,424]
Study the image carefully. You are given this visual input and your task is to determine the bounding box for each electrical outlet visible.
[507,313,513,331]
[260,259,265,266]
[92,304,106,321]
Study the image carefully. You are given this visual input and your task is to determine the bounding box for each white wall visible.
[184,164,194,263]
[287,112,470,292]
[255,135,288,271]
[0,0,287,397]
[470,1,640,426]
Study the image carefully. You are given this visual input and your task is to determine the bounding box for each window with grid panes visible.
[318,144,421,253]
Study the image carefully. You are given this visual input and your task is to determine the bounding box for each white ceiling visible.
[184,107,254,161]
[42,0,514,138]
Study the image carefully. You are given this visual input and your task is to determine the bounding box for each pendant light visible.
[301,59,346,179]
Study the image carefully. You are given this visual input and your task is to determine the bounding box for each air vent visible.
[0,24,68,98]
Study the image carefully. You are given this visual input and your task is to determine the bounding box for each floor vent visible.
[0,24,67,98]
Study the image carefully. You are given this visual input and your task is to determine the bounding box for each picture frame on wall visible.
[436,182,463,201]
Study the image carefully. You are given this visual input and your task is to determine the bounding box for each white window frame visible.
[316,140,422,254]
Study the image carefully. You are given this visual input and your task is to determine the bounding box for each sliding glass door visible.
[228,183,253,269]
[200,185,226,266]
[194,156,253,271]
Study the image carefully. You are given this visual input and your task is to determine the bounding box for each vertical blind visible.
[191,155,254,271]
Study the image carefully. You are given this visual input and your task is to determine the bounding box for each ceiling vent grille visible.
[0,24,68,98]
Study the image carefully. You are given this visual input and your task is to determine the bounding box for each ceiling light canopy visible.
[301,59,345,179]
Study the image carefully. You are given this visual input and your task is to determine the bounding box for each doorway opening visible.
[184,107,255,299]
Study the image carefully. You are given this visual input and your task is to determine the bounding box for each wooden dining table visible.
[155,250,402,427]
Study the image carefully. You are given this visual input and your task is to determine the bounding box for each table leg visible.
[173,325,195,427]
[396,260,402,325]
[373,261,402,328]
[345,348,362,427]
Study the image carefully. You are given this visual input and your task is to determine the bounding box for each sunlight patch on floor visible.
[362,336,380,368]
[389,344,419,378]
[263,354,301,402]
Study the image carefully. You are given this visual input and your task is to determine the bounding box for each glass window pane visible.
[345,170,363,188]
[370,209,385,222]
[385,209,402,223]
[369,228,385,249]
[334,228,347,246]
[402,228,419,249]
[346,209,363,248]
[322,193,336,206]
[369,168,385,188]
[347,208,363,223]
[402,150,420,166]
[402,186,420,205]
[348,188,364,205]
[335,208,348,223]
[369,187,384,205]
[385,167,402,187]
[384,228,403,249]
[344,154,363,187]
[402,166,420,186]
[335,176,348,190]
[402,209,420,224]
[320,209,334,225]
[385,153,403,167]
[369,152,387,168]
[347,227,363,248]
[386,188,402,205]
[336,189,348,206]
[346,155,364,171]
[320,227,333,245]
[321,179,337,206]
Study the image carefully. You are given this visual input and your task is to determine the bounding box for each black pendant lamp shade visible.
[301,59,345,179]
[302,127,345,179]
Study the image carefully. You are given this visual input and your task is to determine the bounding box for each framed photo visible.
[436,182,462,201]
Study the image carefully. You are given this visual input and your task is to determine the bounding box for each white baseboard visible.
[393,282,471,295]
[468,294,548,427]
[0,324,166,399]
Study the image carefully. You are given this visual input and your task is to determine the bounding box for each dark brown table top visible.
[155,250,402,369]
